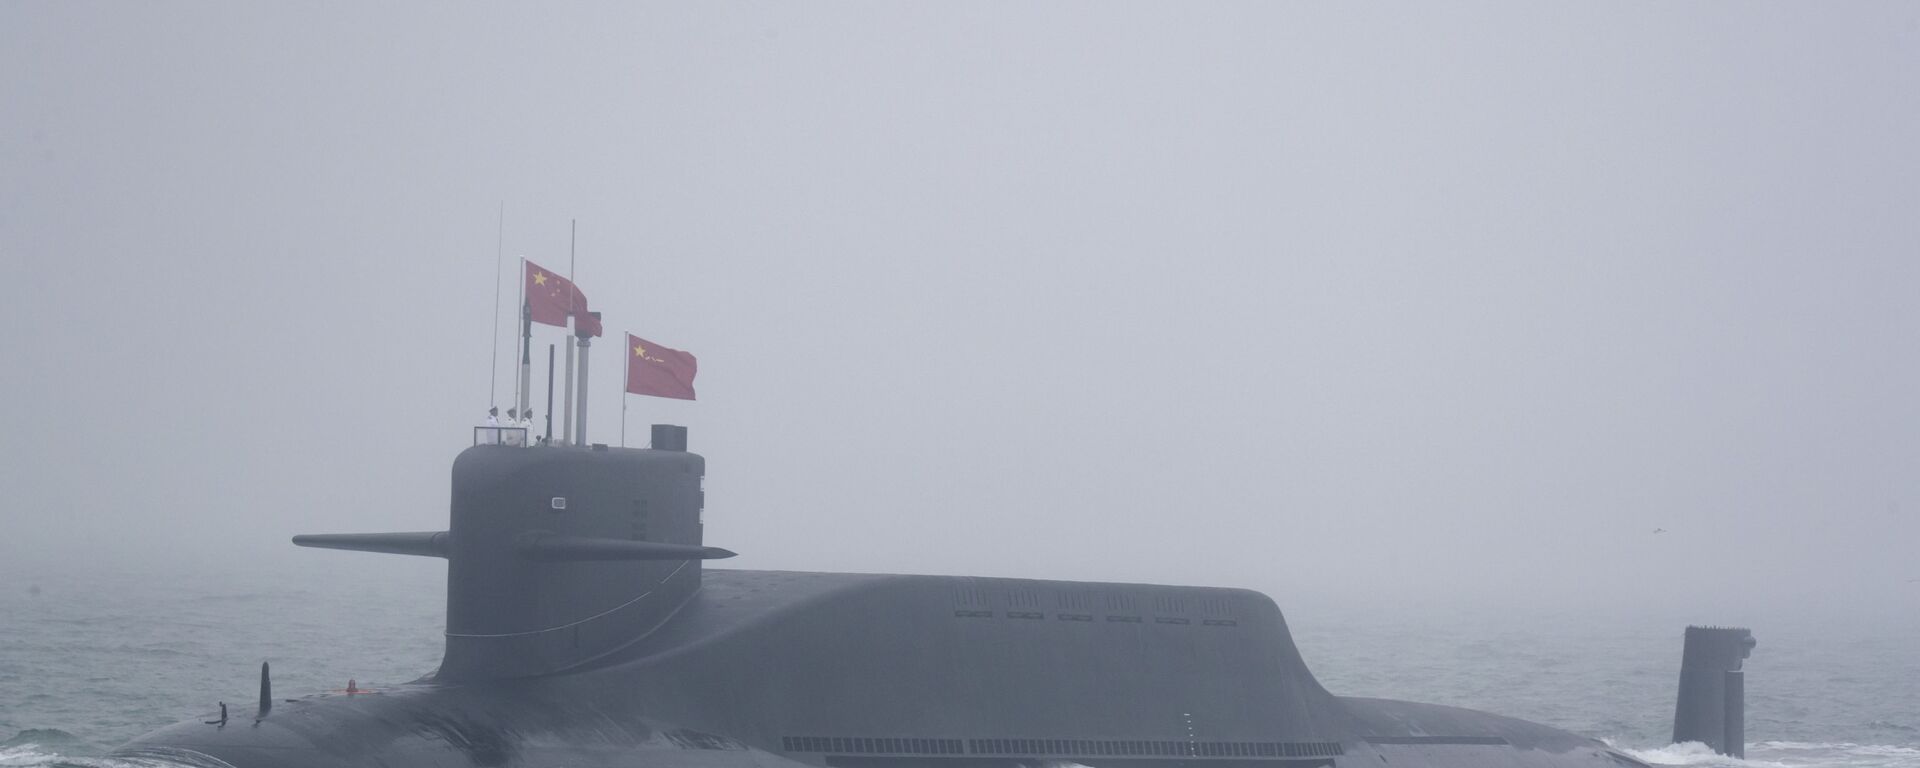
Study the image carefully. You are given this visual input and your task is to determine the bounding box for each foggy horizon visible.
[5,3,1918,629]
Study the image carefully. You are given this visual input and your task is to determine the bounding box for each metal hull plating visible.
[119,569,1648,768]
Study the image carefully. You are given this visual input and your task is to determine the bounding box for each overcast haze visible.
[3,3,1917,626]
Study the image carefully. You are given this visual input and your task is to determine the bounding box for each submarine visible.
[115,425,1757,768]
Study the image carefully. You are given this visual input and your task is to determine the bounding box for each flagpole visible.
[517,257,531,421]
[620,338,629,448]
[489,202,503,409]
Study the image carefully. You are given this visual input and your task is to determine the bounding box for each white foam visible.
[1624,740,1920,768]
[1626,741,1792,768]
[0,744,62,768]
[0,744,206,768]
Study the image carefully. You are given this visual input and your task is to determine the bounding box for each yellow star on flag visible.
[634,344,646,357]
[533,272,548,286]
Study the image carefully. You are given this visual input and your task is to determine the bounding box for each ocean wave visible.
[1626,740,1920,768]
[1757,741,1920,766]
[0,732,171,768]
[0,733,82,751]
[0,745,51,768]
[0,744,210,768]
[1625,741,1791,767]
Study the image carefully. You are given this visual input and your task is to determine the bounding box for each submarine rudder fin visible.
[292,531,449,558]
[1670,625,1756,758]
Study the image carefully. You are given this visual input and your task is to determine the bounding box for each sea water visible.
[2,560,1914,768]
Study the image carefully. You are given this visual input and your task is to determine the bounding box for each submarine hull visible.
[118,569,1649,768]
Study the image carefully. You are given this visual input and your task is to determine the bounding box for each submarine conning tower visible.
[293,425,734,682]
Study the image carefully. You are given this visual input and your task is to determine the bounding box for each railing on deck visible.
[474,426,530,447]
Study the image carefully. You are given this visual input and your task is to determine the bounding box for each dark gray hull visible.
[118,569,1647,768]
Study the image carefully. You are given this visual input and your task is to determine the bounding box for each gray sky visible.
[3,3,1916,624]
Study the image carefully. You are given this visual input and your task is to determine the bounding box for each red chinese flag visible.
[524,260,589,328]
[626,333,697,401]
